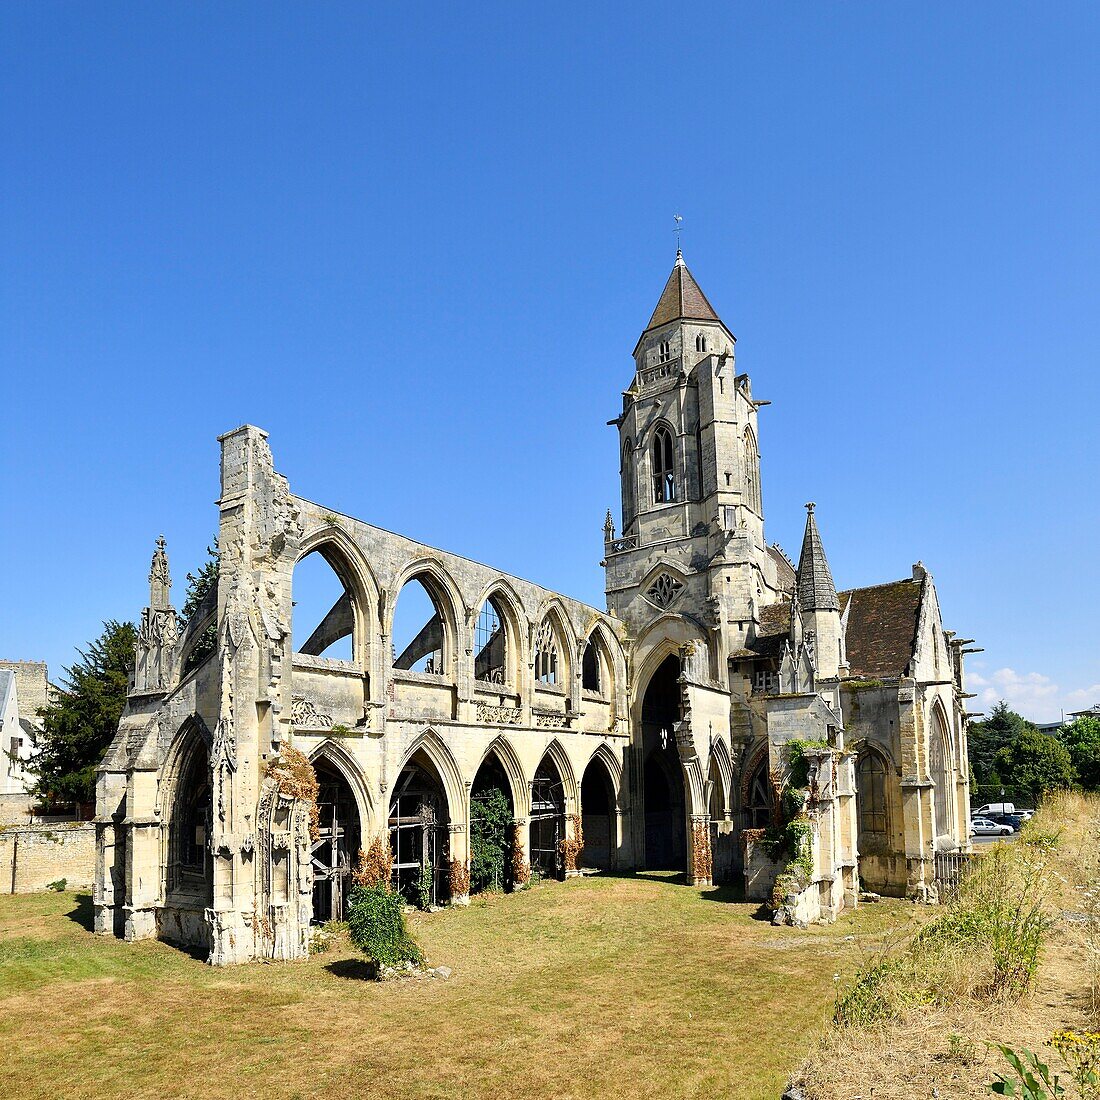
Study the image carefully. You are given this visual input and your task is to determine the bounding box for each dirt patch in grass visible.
[0,874,914,1100]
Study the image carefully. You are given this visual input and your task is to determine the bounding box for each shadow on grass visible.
[66,892,94,931]
[698,881,750,906]
[326,957,379,982]
[594,870,690,888]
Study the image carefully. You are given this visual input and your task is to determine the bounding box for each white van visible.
[975,802,1015,816]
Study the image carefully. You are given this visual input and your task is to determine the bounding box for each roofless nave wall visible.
[94,254,972,963]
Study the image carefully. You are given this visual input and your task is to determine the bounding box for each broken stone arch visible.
[306,739,376,836]
[388,559,464,677]
[468,580,528,686]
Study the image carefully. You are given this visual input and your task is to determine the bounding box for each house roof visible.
[840,578,924,679]
[768,544,797,593]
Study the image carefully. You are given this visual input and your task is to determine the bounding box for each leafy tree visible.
[470,785,511,893]
[181,539,219,673]
[31,620,137,804]
[1060,715,1100,791]
[993,728,1075,797]
[968,701,1037,788]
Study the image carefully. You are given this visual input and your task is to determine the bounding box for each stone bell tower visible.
[604,252,785,672]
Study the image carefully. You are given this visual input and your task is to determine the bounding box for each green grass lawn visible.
[0,875,918,1100]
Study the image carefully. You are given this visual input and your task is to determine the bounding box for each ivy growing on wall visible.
[470,786,512,893]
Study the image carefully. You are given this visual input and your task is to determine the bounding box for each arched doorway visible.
[167,735,213,907]
[311,758,362,923]
[389,752,450,905]
[708,756,730,883]
[470,751,514,893]
[580,755,616,871]
[641,654,686,871]
[531,755,566,879]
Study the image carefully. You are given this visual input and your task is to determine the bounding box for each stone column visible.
[447,823,470,905]
[688,812,713,887]
[122,766,161,942]
[511,817,531,888]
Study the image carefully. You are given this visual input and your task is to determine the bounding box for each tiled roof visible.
[644,253,721,333]
[796,505,839,612]
[733,600,791,660]
[840,579,923,679]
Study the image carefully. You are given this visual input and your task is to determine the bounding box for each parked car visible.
[985,812,1025,831]
[970,816,1013,837]
[975,802,1016,816]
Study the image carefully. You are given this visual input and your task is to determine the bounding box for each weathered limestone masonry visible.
[95,251,972,963]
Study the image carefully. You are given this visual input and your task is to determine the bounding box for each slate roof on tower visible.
[644,251,722,333]
[839,579,924,679]
[796,504,840,612]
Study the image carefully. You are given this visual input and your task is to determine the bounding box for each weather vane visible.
[673,213,684,252]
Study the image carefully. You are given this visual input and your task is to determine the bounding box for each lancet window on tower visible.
[658,340,671,363]
[652,425,676,503]
[695,334,707,352]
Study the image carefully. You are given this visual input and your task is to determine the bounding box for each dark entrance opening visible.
[641,654,686,871]
[389,754,449,905]
[580,756,615,871]
[531,756,566,879]
[311,759,362,924]
[470,753,514,893]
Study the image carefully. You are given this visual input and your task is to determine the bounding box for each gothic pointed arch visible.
[533,602,575,690]
[584,741,623,803]
[389,559,464,679]
[158,716,215,908]
[709,737,734,819]
[473,735,531,818]
[399,726,466,821]
[470,579,525,688]
[537,738,580,809]
[928,699,954,839]
[580,747,618,871]
[649,420,677,503]
[742,425,761,514]
[306,738,375,837]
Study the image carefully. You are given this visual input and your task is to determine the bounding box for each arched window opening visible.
[695,333,707,353]
[658,340,671,363]
[169,738,212,902]
[389,754,450,905]
[393,577,445,675]
[742,427,760,515]
[311,759,362,923]
[745,758,773,829]
[709,756,728,883]
[474,598,508,685]
[582,637,602,694]
[929,710,953,838]
[470,753,515,893]
[293,550,355,661]
[652,425,676,503]
[641,654,686,871]
[531,757,566,879]
[856,752,888,845]
[534,618,559,686]
[580,755,615,871]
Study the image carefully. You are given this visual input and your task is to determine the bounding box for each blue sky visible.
[1,4,1097,722]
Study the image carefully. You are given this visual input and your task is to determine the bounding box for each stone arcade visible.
[95,253,972,963]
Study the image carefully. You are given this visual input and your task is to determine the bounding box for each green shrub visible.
[416,853,433,911]
[346,884,422,969]
[470,785,511,893]
[45,879,67,892]
[833,954,931,1028]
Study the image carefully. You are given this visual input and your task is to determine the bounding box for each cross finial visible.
[673,214,684,260]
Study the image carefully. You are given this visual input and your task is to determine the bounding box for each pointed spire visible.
[643,252,721,333]
[796,503,839,612]
[148,535,172,611]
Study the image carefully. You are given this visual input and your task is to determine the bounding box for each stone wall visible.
[0,661,50,718]
[0,823,95,893]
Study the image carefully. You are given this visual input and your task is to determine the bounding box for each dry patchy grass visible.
[0,874,913,1100]
[792,792,1100,1100]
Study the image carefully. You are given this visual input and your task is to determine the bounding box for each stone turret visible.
[795,504,845,682]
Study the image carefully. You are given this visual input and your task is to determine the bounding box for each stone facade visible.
[95,252,971,962]
[0,822,94,893]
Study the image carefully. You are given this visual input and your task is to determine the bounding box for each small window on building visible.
[658,340,671,363]
[695,334,707,352]
[535,619,559,685]
[652,425,676,503]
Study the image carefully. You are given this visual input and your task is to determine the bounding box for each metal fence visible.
[933,850,972,899]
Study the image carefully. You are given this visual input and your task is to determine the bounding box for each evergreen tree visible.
[968,701,1036,788]
[181,539,219,673]
[993,727,1075,797]
[1060,714,1100,790]
[31,620,137,804]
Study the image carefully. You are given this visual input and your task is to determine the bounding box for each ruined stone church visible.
[95,252,972,963]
